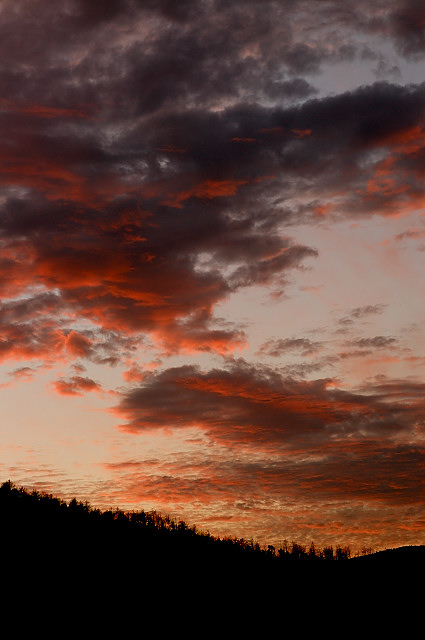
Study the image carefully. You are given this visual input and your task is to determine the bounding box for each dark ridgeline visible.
[351,544,425,563]
[1,480,423,596]
[0,481,349,566]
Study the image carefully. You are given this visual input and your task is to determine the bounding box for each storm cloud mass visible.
[0,0,424,551]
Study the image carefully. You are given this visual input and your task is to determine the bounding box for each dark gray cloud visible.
[389,0,425,56]
[114,359,424,447]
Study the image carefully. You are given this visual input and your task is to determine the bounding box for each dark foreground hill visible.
[0,480,277,572]
[0,480,348,569]
[3,480,423,631]
[351,545,425,563]
[1,480,423,599]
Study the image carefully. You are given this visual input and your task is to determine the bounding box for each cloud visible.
[52,375,103,396]
[3,80,422,357]
[98,421,424,547]
[257,337,323,357]
[65,331,94,359]
[347,336,398,349]
[0,1,423,369]
[337,304,387,328]
[350,305,388,318]
[389,0,425,56]
[113,359,424,448]
[0,365,40,389]
[0,1,421,437]
[108,356,425,547]
[8,366,38,380]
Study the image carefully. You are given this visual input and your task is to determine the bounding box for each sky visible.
[0,0,424,553]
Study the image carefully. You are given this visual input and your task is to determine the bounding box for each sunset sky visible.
[0,0,424,552]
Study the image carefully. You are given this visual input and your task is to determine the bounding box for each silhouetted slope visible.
[0,481,274,575]
[2,481,422,629]
[351,545,425,563]
[1,481,422,582]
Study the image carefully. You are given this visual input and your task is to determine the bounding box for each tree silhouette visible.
[5,479,408,579]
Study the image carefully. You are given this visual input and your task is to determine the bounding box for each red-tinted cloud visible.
[113,360,424,448]
[97,430,424,549]
[52,375,102,396]
[107,359,425,548]
[0,3,423,360]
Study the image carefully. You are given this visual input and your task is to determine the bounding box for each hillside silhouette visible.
[1,480,423,585]
[351,544,425,563]
[0,481,347,566]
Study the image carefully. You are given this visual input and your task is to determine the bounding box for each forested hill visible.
[0,481,346,568]
[1,481,423,576]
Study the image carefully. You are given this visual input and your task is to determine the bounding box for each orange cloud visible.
[359,125,425,216]
[231,137,259,143]
[0,97,95,120]
[162,179,248,208]
[52,375,102,396]
[291,128,312,138]
[65,331,94,358]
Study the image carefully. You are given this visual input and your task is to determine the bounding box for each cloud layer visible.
[0,0,424,550]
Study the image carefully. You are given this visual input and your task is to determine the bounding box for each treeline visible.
[0,480,358,569]
[273,540,352,561]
